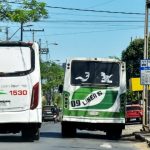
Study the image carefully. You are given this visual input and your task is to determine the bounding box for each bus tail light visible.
[30,82,39,110]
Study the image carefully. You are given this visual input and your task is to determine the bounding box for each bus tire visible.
[21,128,40,141]
[61,122,76,137]
[33,128,40,140]
[106,128,122,140]
[21,130,31,140]
[61,122,68,137]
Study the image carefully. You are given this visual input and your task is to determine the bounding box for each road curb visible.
[134,132,145,141]
[134,132,150,147]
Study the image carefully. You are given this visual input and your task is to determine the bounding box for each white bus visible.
[61,57,126,139]
[0,41,42,140]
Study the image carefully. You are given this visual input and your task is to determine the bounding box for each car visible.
[125,104,143,123]
[42,105,55,122]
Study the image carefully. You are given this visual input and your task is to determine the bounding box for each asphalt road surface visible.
[0,122,148,150]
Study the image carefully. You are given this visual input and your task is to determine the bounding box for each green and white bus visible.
[61,57,126,139]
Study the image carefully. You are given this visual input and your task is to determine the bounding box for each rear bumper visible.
[42,115,54,121]
[62,116,125,123]
[126,115,143,119]
[0,108,42,123]
[0,123,41,133]
[61,121,125,131]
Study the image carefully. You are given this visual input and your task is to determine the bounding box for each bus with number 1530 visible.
[0,41,42,141]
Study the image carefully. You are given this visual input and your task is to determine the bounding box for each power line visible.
[46,5,145,15]
[49,12,144,19]
[40,20,144,23]
[28,26,143,37]
[40,25,144,29]
[0,1,144,16]
[23,29,44,42]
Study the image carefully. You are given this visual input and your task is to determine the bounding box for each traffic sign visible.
[147,0,150,8]
[40,48,49,54]
[140,59,150,85]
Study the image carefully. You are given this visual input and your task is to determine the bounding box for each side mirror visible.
[58,84,63,93]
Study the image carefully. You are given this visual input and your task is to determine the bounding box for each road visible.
[0,122,148,150]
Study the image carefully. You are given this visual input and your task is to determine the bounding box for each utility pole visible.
[39,39,49,54]
[5,27,9,41]
[23,29,44,42]
[20,22,23,41]
[143,0,150,130]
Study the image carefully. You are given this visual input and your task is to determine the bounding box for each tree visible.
[109,56,121,60]
[8,0,48,23]
[126,89,142,104]
[40,61,64,105]
[121,38,145,86]
[121,38,150,104]
[0,0,48,40]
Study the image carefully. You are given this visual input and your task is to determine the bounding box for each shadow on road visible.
[40,129,139,143]
[40,131,112,140]
[76,132,107,140]
[0,131,138,143]
[40,132,61,138]
[0,135,35,142]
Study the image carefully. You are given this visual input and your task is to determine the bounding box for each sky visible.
[0,0,146,63]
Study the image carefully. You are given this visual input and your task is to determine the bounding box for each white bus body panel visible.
[0,42,42,124]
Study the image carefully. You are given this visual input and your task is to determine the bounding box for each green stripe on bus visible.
[71,87,118,109]
[0,91,7,94]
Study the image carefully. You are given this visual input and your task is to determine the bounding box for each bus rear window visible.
[0,46,34,76]
[71,60,120,87]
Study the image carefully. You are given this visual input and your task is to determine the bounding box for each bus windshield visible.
[71,60,120,87]
[0,46,34,77]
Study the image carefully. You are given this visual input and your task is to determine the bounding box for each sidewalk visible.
[122,123,150,147]
[134,128,150,147]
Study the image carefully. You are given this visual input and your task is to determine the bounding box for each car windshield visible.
[126,106,141,111]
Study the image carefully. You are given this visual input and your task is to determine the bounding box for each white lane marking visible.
[100,143,112,149]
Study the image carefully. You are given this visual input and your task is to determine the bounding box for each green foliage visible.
[0,1,11,20]
[40,61,64,104]
[121,38,147,103]
[42,96,47,107]
[126,90,134,102]
[0,0,48,23]
[54,93,63,108]
[41,61,64,91]
[121,38,144,85]
[126,89,142,103]
[109,56,121,60]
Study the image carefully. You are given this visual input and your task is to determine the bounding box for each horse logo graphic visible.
[101,72,113,83]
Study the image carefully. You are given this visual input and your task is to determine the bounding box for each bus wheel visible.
[33,128,40,140]
[61,122,76,137]
[21,130,31,140]
[61,122,67,137]
[106,128,122,140]
[21,128,40,141]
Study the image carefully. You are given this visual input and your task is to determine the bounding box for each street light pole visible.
[143,0,149,129]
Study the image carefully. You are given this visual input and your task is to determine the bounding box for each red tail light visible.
[30,82,39,110]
